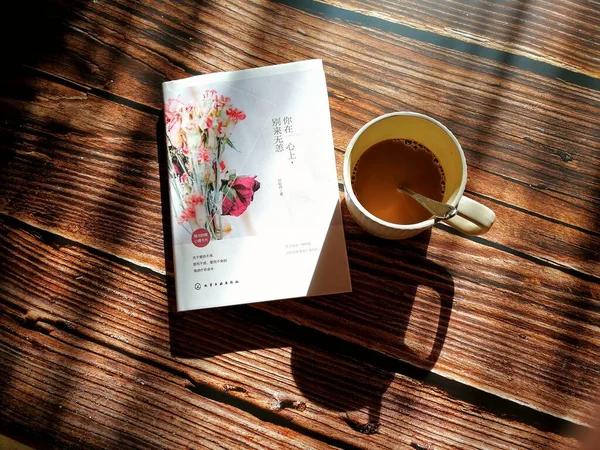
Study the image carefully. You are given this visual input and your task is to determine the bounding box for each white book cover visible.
[162,59,351,311]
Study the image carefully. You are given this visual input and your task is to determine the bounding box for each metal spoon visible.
[398,186,457,220]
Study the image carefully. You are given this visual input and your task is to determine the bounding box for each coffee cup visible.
[343,112,495,239]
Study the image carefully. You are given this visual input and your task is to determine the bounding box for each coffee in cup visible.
[351,138,446,225]
[343,112,495,239]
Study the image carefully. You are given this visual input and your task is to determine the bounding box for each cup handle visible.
[444,196,495,235]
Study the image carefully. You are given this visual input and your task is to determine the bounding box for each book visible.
[162,60,351,311]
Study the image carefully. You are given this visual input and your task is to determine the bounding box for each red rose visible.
[222,176,260,216]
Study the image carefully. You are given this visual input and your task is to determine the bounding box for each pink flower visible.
[184,118,204,131]
[226,107,246,123]
[212,160,227,173]
[180,133,190,155]
[180,173,188,184]
[177,205,196,224]
[178,193,206,224]
[165,98,184,122]
[222,176,260,216]
[169,127,189,155]
[200,91,218,111]
[198,148,210,162]
[165,98,189,152]
[216,95,231,109]
[184,192,205,206]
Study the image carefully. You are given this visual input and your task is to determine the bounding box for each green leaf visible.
[226,137,240,152]
[224,187,237,202]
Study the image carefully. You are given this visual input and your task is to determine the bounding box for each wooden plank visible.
[1,68,599,423]
[0,69,164,271]
[0,319,329,449]
[0,217,582,449]
[10,0,599,235]
[1,0,598,426]
[1,71,598,279]
[257,200,600,424]
[313,0,600,78]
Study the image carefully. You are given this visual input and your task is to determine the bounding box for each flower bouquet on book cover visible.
[165,89,260,240]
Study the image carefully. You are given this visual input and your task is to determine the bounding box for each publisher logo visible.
[194,281,240,290]
[192,229,210,248]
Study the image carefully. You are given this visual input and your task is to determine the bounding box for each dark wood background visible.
[1,0,599,449]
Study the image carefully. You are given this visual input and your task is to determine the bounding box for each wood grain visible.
[258,201,600,424]
[0,69,164,271]
[1,69,598,279]
[10,0,599,235]
[313,0,600,78]
[0,217,582,449]
[0,317,329,449]
[1,0,599,447]
[1,72,599,426]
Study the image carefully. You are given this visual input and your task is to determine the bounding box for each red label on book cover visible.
[192,229,211,248]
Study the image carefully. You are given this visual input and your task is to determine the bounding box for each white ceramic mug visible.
[343,112,495,239]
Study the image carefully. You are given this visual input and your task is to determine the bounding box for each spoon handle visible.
[399,186,457,220]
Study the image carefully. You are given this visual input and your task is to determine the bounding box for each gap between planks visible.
[273,0,600,91]
[19,64,600,286]
[0,211,589,436]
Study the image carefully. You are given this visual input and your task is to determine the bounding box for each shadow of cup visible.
[392,255,454,371]
[291,203,454,433]
[291,345,395,435]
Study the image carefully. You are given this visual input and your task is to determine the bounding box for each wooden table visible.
[1,1,599,448]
